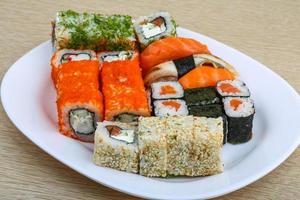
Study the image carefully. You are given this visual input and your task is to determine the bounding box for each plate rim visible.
[1,27,300,200]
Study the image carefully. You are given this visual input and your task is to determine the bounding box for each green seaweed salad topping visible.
[55,10,135,51]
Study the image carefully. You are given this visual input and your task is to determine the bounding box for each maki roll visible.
[217,79,250,97]
[100,51,150,123]
[223,97,255,144]
[52,10,136,51]
[93,121,139,173]
[184,87,220,106]
[56,60,103,142]
[138,117,167,177]
[51,49,97,85]
[153,99,188,117]
[144,54,237,86]
[133,11,176,49]
[150,81,184,100]
[188,104,223,118]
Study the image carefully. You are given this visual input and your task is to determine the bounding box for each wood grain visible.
[0,0,299,199]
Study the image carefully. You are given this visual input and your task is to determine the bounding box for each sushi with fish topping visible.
[133,11,176,49]
[52,10,136,51]
[93,121,139,173]
[144,54,238,86]
[216,79,250,97]
[223,97,255,144]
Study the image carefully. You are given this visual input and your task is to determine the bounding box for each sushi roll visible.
[223,97,255,144]
[52,10,136,51]
[191,117,223,176]
[150,81,184,100]
[166,116,194,176]
[93,121,139,173]
[51,49,97,85]
[138,117,167,177]
[140,37,211,76]
[133,11,176,49]
[56,60,103,142]
[100,51,150,123]
[184,87,220,106]
[98,51,134,63]
[188,104,223,118]
[216,79,250,97]
[144,54,238,86]
[153,99,188,117]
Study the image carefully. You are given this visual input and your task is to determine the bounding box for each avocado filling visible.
[60,53,91,64]
[113,113,139,123]
[141,17,166,39]
[100,51,133,62]
[106,125,135,143]
[69,108,96,135]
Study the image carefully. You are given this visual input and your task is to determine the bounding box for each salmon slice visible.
[179,66,235,89]
[140,37,211,76]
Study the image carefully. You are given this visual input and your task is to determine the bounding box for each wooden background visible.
[0,0,299,199]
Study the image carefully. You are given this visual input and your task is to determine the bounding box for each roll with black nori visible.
[184,87,220,106]
[223,97,255,144]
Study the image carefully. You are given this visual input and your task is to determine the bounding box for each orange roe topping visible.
[162,101,181,111]
[160,85,177,95]
[219,83,241,93]
[230,99,242,111]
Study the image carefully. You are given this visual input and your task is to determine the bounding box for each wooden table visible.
[1,0,299,199]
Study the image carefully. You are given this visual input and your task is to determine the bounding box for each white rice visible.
[216,79,250,97]
[153,99,188,117]
[151,81,184,99]
[223,97,254,117]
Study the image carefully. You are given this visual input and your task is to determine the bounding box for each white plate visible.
[1,27,300,200]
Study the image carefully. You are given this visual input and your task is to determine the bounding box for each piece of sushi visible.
[191,117,223,176]
[140,37,211,76]
[188,104,223,118]
[133,11,176,49]
[184,87,220,106]
[98,51,134,63]
[56,60,103,142]
[138,117,167,177]
[153,99,188,117]
[216,79,250,97]
[51,49,97,86]
[150,81,184,100]
[223,97,255,144]
[166,116,194,176]
[52,10,136,51]
[100,51,150,123]
[144,54,238,86]
[93,121,139,173]
[179,66,236,89]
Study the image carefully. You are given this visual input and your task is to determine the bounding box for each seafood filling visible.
[106,125,135,143]
[69,109,96,135]
[100,51,133,62]
[60,53,91,64]
[141,17,166,39]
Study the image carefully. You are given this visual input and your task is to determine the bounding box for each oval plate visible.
[1,27,300,199]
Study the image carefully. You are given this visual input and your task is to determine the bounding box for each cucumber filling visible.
[100,51,133,62]
[106,125,135,143]
[113,113,139,123]
[61,53,91,64]
[69,109,95,135]
[141,17,166,39]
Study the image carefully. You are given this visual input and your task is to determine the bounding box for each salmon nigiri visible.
[179,66,236,89]
[140,37,211,76]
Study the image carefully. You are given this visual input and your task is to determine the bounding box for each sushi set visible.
[51,10,255,177]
